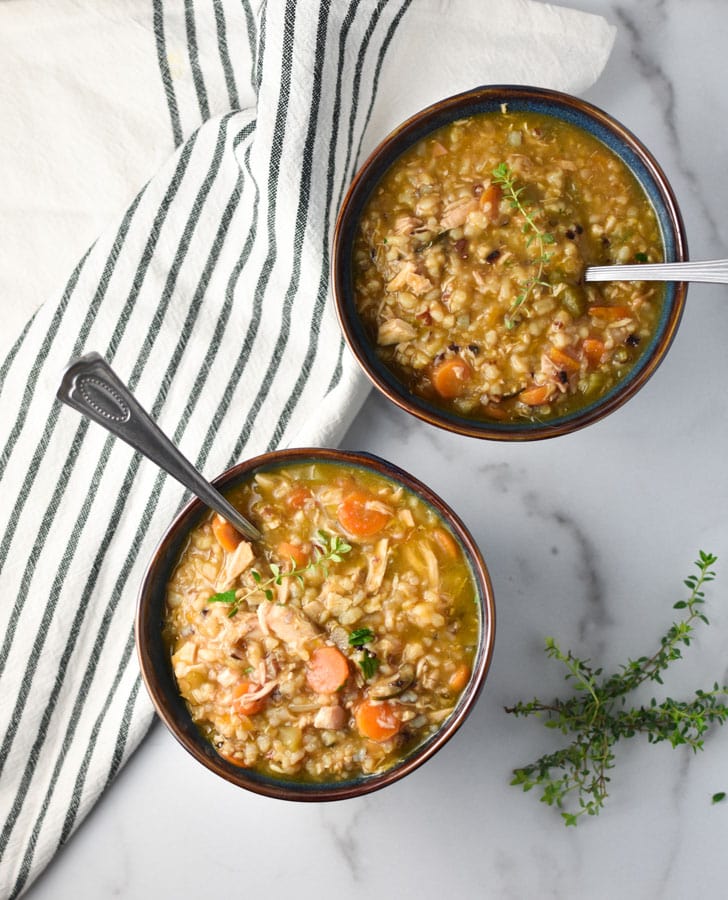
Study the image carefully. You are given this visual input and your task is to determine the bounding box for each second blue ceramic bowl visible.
[332,85,688,440]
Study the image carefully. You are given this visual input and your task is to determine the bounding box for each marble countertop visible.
[26,1,728,898]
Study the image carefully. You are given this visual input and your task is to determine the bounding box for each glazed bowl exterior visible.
[332,85,688,440]
[135,447,495,801]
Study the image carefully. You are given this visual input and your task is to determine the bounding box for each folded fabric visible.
[0,1,615,896]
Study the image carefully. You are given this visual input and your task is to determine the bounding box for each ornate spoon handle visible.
[57,352,262,541]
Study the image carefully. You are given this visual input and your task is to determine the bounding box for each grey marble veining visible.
[613,2,722,241]
[25,1,728,899]
[317,799,371,882]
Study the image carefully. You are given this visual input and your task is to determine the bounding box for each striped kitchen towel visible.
[0,1,615,896]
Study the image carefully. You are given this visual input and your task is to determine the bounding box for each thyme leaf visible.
[505,551,728,825]
[207,589,237,605]
[491,162,555,328]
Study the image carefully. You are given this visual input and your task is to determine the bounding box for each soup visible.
[163,462,480,782]
[351,109,664,421]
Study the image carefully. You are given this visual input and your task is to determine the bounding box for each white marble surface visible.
[26,1,728,898]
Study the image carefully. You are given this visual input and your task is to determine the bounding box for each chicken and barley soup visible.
[352,109,665,421]
[163,463,480,782]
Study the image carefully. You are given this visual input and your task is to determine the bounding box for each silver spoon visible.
[585,258,728,283]
[57,352,262,541]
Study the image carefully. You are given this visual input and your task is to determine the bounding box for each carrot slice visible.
[548,347,580,374]
[582,338,606,368]
[482,403,509,420]
[217,750,249,767]
[277,541,309,569]
[448,664,471,693]
[588,305,632,321]
[306,646,350,694]
[337,490,391,537]
[232,681,267,715]
[433,527,459,560]
[519,384,552,406]
[431,357,472,399]
[211,514,243,552]
[355,699,401,742]
[480,182,502,221]
[286,486,311,510]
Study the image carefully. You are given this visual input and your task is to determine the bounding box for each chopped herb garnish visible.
[349,628,379,678]
[634,251,649,263]
[358,650,380,680]
[713,792,726,805]
[349,627,375,648]
[209,532,352,618]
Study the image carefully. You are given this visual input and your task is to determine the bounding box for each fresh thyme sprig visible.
[208,531,352,618]
[505,551,728,826]
[491,162,555,328]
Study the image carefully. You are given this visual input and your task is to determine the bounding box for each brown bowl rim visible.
[331,84,688,441]
[135,447,495,801]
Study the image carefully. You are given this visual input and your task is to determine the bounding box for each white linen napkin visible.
[0,1,615,896]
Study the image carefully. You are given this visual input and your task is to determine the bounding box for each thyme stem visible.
[505,551,727,826]
[208,531,352,617]
[491,162,555,328]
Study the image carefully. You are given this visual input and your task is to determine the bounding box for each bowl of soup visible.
[136,448,495,800]
[332,85,688,439]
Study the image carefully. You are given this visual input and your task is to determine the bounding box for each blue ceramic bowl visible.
[332,85,688,440]
[136,448,495,800]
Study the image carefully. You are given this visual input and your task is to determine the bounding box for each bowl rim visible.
[135,447,496,801]
[331,84,689,441]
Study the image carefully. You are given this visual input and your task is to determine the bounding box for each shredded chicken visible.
[472,268,490,291]
[256,603,271,636]
[253,660,268,685]
[257,600,319,651]
[239,680,278,704]
[439,196,478,231]
[365,499,394,517]
[419,540,440,590]
[313,705,347,730]
[216,540,255,591]
[540,354,570,393]
[398,508,415,528]
[365,538,389,593]
[377,318,417,346]
[230,613,263,641]
[392,215,423,235]
[386,261,432,296]
[275,575,290,605]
